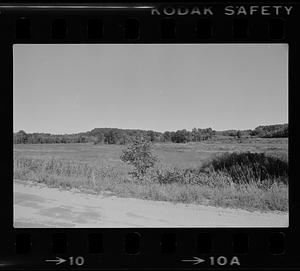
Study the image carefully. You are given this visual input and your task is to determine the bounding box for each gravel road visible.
[14,180,288,228]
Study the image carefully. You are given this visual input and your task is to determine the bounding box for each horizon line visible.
[13,123,288,135]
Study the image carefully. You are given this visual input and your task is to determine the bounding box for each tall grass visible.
[200,152,288,186]
[14,156,124,180]
[13,152,288,212]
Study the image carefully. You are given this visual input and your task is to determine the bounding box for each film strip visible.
[0,1,298,270]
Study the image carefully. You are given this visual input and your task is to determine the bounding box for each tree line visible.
[250,124,288,138]
[13,127,216,144]
[13,123,288,144]
[216,124,288,138]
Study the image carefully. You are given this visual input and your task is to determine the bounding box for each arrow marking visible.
[181,257,205,265]
[45,257,67,265]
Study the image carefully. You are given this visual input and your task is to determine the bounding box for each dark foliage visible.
[13,123,287,145]
[201,152,288,185]
[250,124,288,138]
[14,127,216,144]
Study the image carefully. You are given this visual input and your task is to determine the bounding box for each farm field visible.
[13,137,288,214]
[14,137,288,168]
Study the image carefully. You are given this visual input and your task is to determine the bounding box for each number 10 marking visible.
[69,256,85,266]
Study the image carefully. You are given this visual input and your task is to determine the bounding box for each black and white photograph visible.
[13,44,288,228]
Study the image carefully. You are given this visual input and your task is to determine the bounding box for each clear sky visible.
[13,44,288,134]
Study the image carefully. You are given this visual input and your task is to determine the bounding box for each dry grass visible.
[13,151,288,212]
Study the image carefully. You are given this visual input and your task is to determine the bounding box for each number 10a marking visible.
[209,256,240,266]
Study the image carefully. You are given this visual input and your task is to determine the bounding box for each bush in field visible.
[152,166,233,188]
[200,152,288,185]
[120,137,157,179]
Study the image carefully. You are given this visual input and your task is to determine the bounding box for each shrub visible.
[120,137,158,179]
[200,152,288,185]
[150,166,234,188]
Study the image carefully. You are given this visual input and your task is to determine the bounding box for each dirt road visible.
[14,180,288,228]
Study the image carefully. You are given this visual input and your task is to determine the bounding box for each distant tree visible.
[104,129,118,144]
[119,133,129,145]
[172,129,190,143]
[94,132,104,144]
[146,130,156,142]
[15,130,28,144]
[79,136,86,143]
[163,131,172,142]
[191,128,199,141]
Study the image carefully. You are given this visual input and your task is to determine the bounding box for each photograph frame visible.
[0,1,299,270]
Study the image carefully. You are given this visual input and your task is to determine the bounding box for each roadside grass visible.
[14,152,288,212]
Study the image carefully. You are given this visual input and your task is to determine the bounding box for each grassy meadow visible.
[13,137,288,212]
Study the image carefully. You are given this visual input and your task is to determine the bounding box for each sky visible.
[13,44,288,134]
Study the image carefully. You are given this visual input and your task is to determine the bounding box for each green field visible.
[13,137,288,212]
[14,137,288,167]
